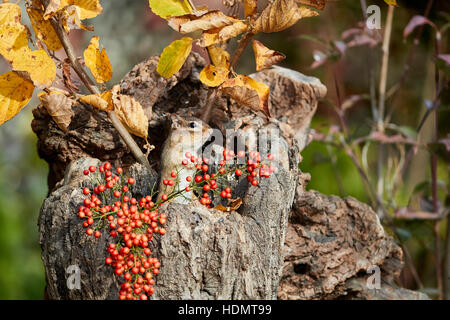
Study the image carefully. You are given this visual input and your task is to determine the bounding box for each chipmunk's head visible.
[169,114,213,149]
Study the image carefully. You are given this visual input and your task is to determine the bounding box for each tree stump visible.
[33,53,428,300]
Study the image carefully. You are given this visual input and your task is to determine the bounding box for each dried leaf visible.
[0,3,21,24]
[220,75,270,117]
[252,40,285,71]
[168,10,239,34]
[83,36,113,83]
[253,0,319,33]
[297,0,326,10]
[0,23,30,62]
[27,6,63,51]
[208,45,230,69]
[404,15,436,39]
[12,49,56,87]
[244,0,257,18]
[200,20,248,47]
[214,198,242,212]
[0,71,35,126]
[80,89,114,112]
[44,0,102,20]
[148,0,192,19]
[38,91,74,131]
[112,86,149,139]
[157,37,193,78]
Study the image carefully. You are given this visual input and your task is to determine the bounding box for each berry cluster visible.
[78,162,166,300]
[159,149,276,208]
[77,151,275,300]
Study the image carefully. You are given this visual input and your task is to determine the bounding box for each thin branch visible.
[47,13,152,172]
[230,32,254,69]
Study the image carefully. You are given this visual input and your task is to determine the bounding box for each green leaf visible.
[157,37,193,78]
[148,0,192,19]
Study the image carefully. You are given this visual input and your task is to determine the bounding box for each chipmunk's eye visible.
[188,121,197,128]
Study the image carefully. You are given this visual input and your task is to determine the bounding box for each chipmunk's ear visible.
[170,114,185,129]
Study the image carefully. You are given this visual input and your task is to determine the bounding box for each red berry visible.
[89,166,96,173]
[83,170,89,175]
[185,186,191,192]
[185,152,192,159]
[251,179,258,186]
[114,191,121,198]
[186,176,192,182]
[203,184,210,191]
[128,178,135,185]
[267,154,274,160]
[182,159,188,165]
[194,176,202,183]
[86,228,93,236]
[235,169,242,176]
[83,187,90,195]
[161,194,168,201]
[202,164,208,172]
[116,167,123,174]
[170,171,177,178]
[94,231,101,238]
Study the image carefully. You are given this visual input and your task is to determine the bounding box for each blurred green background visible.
[0,0,448,299]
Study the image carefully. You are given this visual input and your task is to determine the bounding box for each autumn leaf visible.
[43,0,103,20]
[157,37,193,78]
[80,90,114,112]
[384,0,398,6]
[253,0,319,33]
[112,86,149,139]
[297,0,326,10]
[245,0,258,18]
[0,71,35,126]
[12,49,57,87]
[73,0,103,20]
[200,21,248,47]
[220,75,270,117]
[83,36,113,83]
[208,45,230,69]
[27,6,63,51]
[0,23,30,62]
[148,0,192,19]
[0,3,21,24]
[252,40,285,71]
[168,10,239,34]
[200,65,230,87]
[214,198,243,212]
[61,5,94,32]
[199,45,230,87]
[38,91,74,132]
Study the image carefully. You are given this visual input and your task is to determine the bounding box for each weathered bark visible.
[34,53,427,300]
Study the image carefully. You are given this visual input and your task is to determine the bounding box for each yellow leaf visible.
[38,91,74,132]
[244,0,258,18]
[0,71,34,126]
[73,0,103,20]
[80,91,113,112]
[0,3,21,24]
[200,20,248,47]
[148,0,192,19]
[112,85,149,139]
[157,37,193,78]
[168,10,239,34]
[12,49,56,87]
[252,40,285,71]
[83,36,113,83]
[208,45,230,69]
[0,23,30,62]
[253,0,319,33]
[220,75,270,117]
[61,5,94,32]
[199,65,229,87]
[43,0,102,20]
[27,6,63,51]
[384,0,397,6]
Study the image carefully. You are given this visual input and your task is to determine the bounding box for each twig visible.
[47,12,152,172]
[230,32,254,69]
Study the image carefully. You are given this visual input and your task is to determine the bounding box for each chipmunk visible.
[157,114,213,204]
